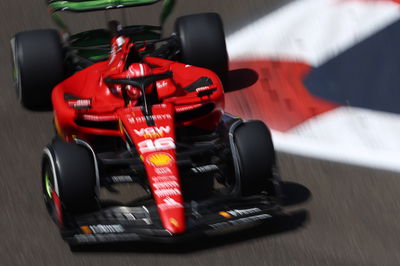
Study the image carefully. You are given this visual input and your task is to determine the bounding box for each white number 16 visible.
[138,137,175,153]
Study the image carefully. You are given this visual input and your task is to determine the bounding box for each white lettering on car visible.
[158,197,183,210]
[128,114,172,124]
[89,224,125,234]
[154,167,173,175]
[152,175,178,183]
[154,188,181,197]
[68,99,91,109]
[156,80,168,89]
[153,181,179,190]
[227,208,261,217]
[138,137,175,153]
[196,86,210,92]
[134,126,171,137]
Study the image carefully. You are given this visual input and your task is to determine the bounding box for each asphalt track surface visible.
[1,0,400,265]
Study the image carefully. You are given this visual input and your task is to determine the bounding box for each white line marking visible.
[227,0,400,66]
[271,107,400,172]
[226,0,400,171]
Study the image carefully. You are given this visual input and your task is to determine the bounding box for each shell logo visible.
[170,218,179,227]
[147,153,173,167]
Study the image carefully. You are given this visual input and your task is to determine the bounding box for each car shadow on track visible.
[225,68,259,93]
[280,181,312,207]
[72,182,311,254]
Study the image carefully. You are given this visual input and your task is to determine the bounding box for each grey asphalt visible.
[1,1,400,265]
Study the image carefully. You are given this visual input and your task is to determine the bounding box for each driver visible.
[108,63,154,103]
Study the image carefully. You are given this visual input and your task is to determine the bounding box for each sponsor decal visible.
[196,86,211,92]
[196,87,217,97]
[88,224,125,234]
[153,181,179,190]
[128,114,172,124]
[138,138,175,153]
[67,99,91,109]
[82,114,117,122]
[210,214,272,229]
[147,153,173,167]
[152,175,177,182]
[156,80,168,89]
[154,167,173,175]
[227,208,261,217]
[176,104,202,113]
[134,126,171,139]
[154,188,181,197]
[158,197,183,210]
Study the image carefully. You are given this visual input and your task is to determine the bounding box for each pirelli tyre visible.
[175,13,229,84]
[231,121,277,196]
[11,29,65,110]
[42,139,98,227]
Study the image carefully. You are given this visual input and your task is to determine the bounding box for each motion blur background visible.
[2,0,400,265]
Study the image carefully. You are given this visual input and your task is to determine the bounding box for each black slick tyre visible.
[42,139,97,227]
[232,121,276,196]
[175,13,229,83]
[11,29,64,110]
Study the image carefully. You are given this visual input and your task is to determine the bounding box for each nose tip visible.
[165,217,186,234]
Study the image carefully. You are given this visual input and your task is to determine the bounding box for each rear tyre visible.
[42,140,97,227]
[11,29,64,110]
[175,13,229,83]
[232,121,277,196]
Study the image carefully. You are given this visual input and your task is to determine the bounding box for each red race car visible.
[11,2,282,247]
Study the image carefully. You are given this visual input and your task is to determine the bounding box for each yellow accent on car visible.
[219,211,232,219]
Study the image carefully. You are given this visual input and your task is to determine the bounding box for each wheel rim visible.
[42,163,55,217]
[42,159,63,227]
[44,172,53,199]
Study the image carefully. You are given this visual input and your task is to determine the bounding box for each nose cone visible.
[159,209,186,234]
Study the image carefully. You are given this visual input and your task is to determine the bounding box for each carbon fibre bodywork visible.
[64,195,281,245]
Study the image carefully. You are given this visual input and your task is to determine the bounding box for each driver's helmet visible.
[126,63,154,96]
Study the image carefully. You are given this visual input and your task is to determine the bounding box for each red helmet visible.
[126,63,154,94]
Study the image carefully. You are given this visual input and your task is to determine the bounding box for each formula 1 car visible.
[11,0,282,246]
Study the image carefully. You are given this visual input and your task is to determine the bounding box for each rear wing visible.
[48,0,162,12]
[48,0,175,25]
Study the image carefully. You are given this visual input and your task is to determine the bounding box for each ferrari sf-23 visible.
[11,0,283,246]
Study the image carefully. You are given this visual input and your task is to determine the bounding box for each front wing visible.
[63,195,282,245]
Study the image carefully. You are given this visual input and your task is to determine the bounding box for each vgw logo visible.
[134,126,171,138]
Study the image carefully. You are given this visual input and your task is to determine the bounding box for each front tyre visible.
[175,13,229,84]
[231,121,278,196]
[42,140,98,227]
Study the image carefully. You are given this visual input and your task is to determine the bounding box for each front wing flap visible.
[64,195,282,245]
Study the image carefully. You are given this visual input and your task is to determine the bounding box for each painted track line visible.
[226,0,400,172]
